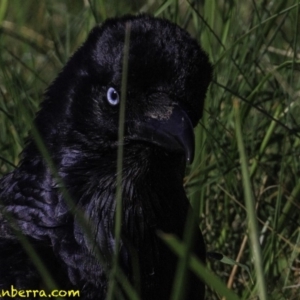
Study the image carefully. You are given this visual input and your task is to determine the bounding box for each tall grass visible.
[0,0,299,299]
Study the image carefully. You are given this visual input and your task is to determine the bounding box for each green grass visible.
[0,0,300,299]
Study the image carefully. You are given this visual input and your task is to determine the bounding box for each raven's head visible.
[32,14,212,168]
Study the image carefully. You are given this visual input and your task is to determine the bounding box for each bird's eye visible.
[106,87,120,106]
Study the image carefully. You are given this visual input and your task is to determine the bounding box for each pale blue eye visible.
[106,87,119,106]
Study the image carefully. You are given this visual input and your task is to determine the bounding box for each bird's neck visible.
[59,143,189,234]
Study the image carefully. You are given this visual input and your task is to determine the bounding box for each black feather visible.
[0,14,212,299]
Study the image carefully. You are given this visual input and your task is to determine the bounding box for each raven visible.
[0,15,212,299]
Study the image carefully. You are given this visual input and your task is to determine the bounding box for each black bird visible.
[0,14,212,299]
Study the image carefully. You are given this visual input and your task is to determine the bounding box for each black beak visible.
[127,105,195,164]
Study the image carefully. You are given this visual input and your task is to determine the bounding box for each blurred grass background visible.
[0,0,299,299]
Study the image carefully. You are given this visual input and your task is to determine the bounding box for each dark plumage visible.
[0,15,212,299]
